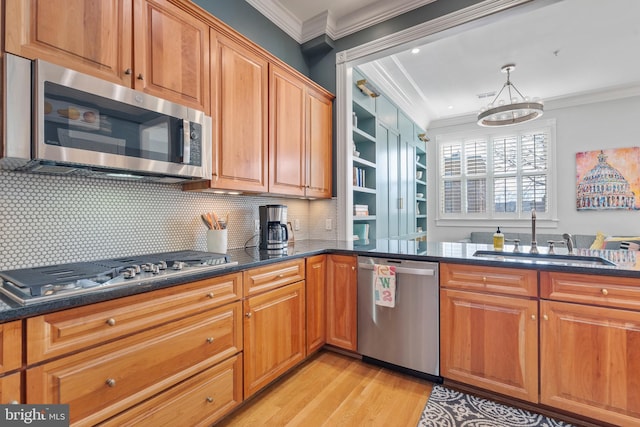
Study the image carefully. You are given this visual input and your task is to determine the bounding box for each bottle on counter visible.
[493,227,504,251]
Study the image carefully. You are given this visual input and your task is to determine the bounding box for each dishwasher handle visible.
[358,263,435,276]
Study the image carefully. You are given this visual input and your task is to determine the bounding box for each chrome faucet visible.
[530,209,538,254]
[563,233,575,254]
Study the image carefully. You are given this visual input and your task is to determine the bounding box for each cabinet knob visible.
[245,312,252,318]
[206,337,215,344]
[277,273,285,278]
[8,400,18,405]
[106,378,116,387]
[543,314,549,321]
[352,266,356,271]
[137,73,144,80]
[206,396,214,403]
[124,68,132,75]
[106,318,116,327]
[530,314,536,320]
[601,288,609,296]
[482,276,487,282]
[206,292,215,299]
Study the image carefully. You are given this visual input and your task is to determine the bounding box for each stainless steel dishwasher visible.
[357,256,440,381]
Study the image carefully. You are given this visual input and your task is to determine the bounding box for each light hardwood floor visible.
[215,350,433,426]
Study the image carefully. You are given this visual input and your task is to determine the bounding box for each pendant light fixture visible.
[477,64,543,127]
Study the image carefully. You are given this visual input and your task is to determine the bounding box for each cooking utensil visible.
[201,214,213,230]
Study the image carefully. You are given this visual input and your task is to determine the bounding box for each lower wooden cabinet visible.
[243,280,306,398]
[306,255,326,354]
[100,354,242,427]
[440,288,539,402]
[539,271,640,426]
[0,320,22,374]
[325,254,357,351]
[0,372,21,404]
[27,302,242,426]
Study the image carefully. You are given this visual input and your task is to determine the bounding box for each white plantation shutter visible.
[439,125,552,219]
[441,144,462,213]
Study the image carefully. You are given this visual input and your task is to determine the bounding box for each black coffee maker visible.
[259,205,288,252]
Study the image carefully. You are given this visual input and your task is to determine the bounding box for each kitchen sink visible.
[472,250,616,266]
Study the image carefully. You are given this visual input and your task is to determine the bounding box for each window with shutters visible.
[438,121,555,222]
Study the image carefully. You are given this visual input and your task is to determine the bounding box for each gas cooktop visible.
[0,250,238,305]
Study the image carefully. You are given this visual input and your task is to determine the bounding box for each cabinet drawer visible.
[27,272,242,364]
[0,372,22,404]
[26,302,242,426]
[440,262,538,297]
[99,354,242,427]
[541,271,640,310]
[243,258,305,296]
[0,321,22,373]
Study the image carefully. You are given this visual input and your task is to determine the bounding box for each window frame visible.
[436,119,557,226]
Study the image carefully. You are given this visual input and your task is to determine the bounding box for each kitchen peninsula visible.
[1,240,639,426]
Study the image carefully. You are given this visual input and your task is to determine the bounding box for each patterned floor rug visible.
[418,385,574,427]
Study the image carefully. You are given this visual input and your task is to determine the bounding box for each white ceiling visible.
[248,0,640,129]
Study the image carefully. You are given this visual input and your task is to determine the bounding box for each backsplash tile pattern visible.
[0,171,337,270]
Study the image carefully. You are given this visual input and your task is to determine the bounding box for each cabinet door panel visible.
[244,281,305,398]
[541,300,640,425]
[326,255,357,351]
[440,288,538,403]
[269,65,306,196]
[306,255,327,354]
[305,87,333,198]
[0,321,22,374]
[134,0,209,112]
[210,32,268,192]
[5,0,132,85]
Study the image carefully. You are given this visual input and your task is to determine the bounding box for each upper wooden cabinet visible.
[5,0,210,113]
[184,30,270,193]
[5,0,133,85]
[268,64,334,198]
[133,0,210,112]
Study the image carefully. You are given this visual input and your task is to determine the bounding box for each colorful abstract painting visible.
[576,147,640,210]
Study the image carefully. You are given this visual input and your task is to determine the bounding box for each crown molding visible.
[245,0,303,42]
[247,0,437,44]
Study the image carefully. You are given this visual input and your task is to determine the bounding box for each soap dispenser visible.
[493,227,504,251]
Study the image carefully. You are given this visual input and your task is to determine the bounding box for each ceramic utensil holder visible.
[206,229,228,253]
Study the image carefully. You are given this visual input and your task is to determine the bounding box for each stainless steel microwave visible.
[2,53,211,183]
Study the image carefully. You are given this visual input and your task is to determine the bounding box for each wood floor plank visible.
[216,350,433,426]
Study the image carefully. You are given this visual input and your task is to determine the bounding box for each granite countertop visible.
[1,239,639,322]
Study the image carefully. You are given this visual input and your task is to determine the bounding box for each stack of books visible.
[353,166,366,187]
[353,223,370,242]
[353,204,369,216]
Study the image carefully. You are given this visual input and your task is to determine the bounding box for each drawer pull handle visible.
[106,379,116,387]
[206,337,215,344]
[543,314,549,321]
[245,312,252,318]
[277,273,285,278]
[482,276,487,282]
[207,292,215,299]
[530,314,536,320]
[106,318,116,327]
[601,288,609,296]
[206,396,214,403]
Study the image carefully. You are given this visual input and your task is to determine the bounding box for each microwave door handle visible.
[182,119,191,164]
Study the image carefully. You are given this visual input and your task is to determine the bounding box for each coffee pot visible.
[259,205,288,252]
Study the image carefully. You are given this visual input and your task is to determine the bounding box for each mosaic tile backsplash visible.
[0,171,337,270]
